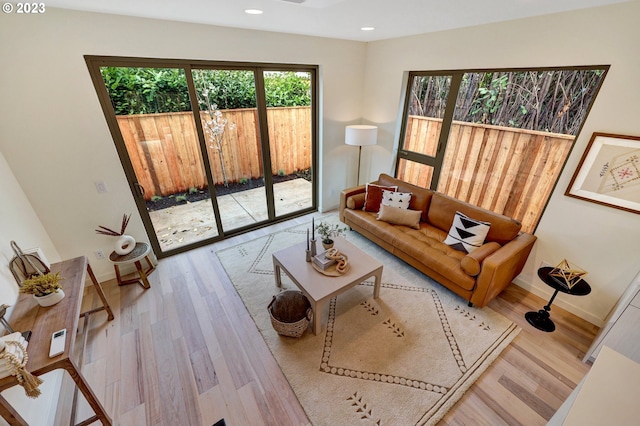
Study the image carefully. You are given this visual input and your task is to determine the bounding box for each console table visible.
[0,256,114,425]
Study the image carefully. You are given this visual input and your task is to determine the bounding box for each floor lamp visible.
[345,125,378,185]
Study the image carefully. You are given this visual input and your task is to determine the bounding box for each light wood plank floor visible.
[77,214,598,425]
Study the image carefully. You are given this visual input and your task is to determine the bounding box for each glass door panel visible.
[263,70,313,217]
[397,159,435,188]
[99,66,218,253]
[192,69,269,232]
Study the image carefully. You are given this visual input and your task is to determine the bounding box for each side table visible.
[109,242,155,289]
[525,266,591,332]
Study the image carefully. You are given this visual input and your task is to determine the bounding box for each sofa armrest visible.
[339,185,366,222]
[471,232,537,307]
[461,242,501,276]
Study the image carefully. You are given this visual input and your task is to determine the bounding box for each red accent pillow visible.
[363,184,397,212]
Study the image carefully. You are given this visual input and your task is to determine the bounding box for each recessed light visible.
[360,27,375,31]
[245,9,264,15]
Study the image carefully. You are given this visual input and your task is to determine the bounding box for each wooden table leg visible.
[273,260,282,288]
[312,300,323,335]
[86,264,115,321]
[372,266,383,299]
[134,260,150,289]
[113,264,122,285]
[62,358,112,426]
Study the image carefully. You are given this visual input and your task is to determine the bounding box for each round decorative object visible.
[115,235,136,255]
[322,239,334,250]
[33,289,65,307]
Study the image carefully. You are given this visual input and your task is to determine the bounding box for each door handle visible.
[134,183,145,198]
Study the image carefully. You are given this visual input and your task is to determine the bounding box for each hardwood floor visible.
[77,214,598,425]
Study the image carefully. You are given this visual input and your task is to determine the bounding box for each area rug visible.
[216,215,520,425]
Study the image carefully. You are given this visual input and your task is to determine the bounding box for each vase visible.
[322,240,334,250]
[115,235,136,255]
[34,289,65,307]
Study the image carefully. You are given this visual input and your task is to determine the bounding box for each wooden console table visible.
[0,256,114,425]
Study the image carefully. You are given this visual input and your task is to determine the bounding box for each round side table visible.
[525,266,591,332]
[109,242,155,289]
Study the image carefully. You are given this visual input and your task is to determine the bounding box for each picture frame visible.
[565,132,640,214]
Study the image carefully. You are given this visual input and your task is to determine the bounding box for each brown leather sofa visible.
[339,174,537,307]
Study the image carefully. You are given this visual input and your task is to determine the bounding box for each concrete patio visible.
[149,178,312,251]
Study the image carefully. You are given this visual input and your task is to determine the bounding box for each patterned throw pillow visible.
[381,190,412,209]
[443,211,491,253]
[363,184,397,212]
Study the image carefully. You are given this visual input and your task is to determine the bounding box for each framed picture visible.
[565,132,640,214]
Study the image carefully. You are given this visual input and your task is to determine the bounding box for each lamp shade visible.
[345,125,378,146]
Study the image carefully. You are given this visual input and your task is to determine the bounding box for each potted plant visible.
[20,272,65,307]
[315,222,348,249]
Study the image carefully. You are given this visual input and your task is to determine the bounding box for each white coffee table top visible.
[272,236,382,303]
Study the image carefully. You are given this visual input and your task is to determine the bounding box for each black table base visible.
[525,309,556,332]
[526,267,591,333]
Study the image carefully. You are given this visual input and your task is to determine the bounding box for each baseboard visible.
[513,277,603,327]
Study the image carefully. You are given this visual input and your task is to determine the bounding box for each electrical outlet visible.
[94,250,105,260]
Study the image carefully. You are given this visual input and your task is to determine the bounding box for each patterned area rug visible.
[216,216,519,425]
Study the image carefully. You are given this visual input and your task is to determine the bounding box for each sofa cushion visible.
[376,204,421,229]
[381,190,412,209]
[346,193,365,210]
[377,174,433,221]
[444,211,491,254]
[427,193,522,245]
[364,183,397,212]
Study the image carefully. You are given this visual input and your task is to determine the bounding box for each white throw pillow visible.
[443,211,491,254]
[381,190,412,209]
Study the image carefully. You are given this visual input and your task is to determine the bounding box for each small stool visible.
[109,242,155,289]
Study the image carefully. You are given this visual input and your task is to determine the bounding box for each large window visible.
[396,67,608,232]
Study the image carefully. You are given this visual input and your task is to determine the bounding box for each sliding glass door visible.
[86,57,317,257]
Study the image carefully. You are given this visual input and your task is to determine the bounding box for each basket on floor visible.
[268,290,313,338]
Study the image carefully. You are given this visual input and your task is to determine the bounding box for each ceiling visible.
[46,0,629,42]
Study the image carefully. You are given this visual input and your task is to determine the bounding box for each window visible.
[396,67,608,233]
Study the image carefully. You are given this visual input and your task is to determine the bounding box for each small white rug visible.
[216,215,519,425]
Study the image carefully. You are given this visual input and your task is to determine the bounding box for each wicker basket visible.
[268,290,313,338]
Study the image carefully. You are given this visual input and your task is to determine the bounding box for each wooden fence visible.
[116,106,311,200]
[399,116,574,233]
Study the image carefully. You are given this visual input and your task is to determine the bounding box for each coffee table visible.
[272,236,383,335]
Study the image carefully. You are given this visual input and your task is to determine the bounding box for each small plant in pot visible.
[315,222,348,250]
[20,272,65,307]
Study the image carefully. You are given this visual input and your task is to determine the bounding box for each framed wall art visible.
[565,132,640,214]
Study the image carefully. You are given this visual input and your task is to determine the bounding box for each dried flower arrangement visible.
[95,213,131,237]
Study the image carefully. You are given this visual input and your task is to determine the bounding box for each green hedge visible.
[101,67,311,115]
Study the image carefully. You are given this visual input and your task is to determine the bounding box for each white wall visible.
[0,151,60,311]
[362,1,640,325]
[0,8,366,281]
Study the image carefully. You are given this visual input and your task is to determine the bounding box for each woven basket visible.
[268,290,313,338]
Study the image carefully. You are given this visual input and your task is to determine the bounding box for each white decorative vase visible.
[115,235,136,255]
[34,289,65,307]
